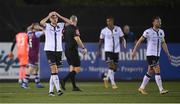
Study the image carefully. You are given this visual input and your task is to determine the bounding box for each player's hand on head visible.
[52,11,57,15]
[54,12,60,16]
[49,12,55,17]
[48,12,52,17]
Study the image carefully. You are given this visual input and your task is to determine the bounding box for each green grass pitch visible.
[0,81,180,103]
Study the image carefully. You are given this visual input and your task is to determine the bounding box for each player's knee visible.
[147,71,154,76]
[51,69,58,73]
[26,69,30,75]
[147,67,155,76]
[50,65,58,73]
[108,61,117,71]
[31,66,38,74]
[34,67,38,73]
[74,67,81,73]
[32,68,38,75]
[50,64,57,70]
[26,67,32,75]
[153,65,160,73]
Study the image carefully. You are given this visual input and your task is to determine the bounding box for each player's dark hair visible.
[152,16,161,22]
[106,16,114,21]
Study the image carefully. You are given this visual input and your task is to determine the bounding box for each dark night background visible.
[0,0,180,43]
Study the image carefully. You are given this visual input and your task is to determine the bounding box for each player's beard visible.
[155,24,161,29]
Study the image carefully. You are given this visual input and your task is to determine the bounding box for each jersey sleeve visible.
[100,29,104,39]
[142,30,149,38]
[35,31,44,38]
[162,30,165,37]
[44,23,49,29]
[119,27,124,37]
[58,22,65,28]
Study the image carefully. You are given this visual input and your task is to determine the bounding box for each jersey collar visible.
[152,27,159,32]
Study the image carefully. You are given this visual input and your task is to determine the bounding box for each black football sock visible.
[34,74,40,84]
[63,72,72,82]
[70,71,77,88]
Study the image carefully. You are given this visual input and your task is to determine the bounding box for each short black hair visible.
[152,16,161,22]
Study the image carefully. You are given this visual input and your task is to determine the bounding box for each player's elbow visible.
[40,21,45,27]
[74,36,80,42]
